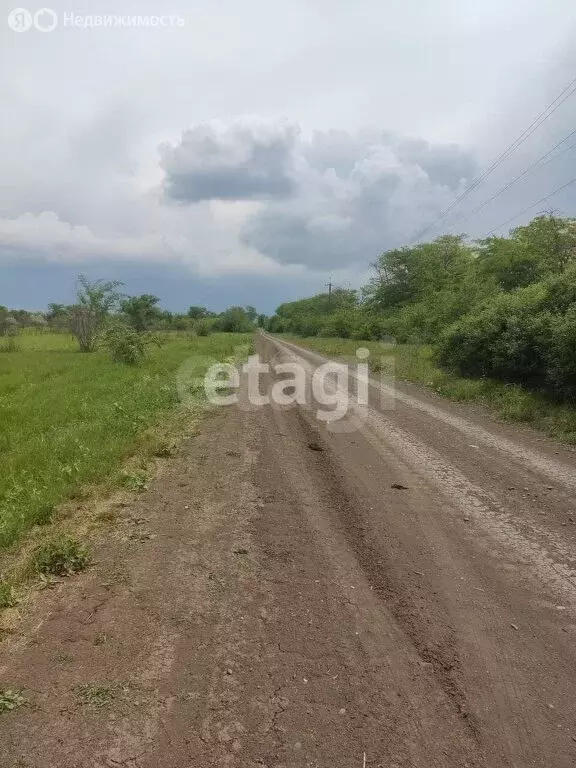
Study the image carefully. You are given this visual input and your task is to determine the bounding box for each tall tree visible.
[70,275,123,352]
[121,294,161,332]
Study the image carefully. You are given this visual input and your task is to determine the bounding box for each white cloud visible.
[1,0,576,303]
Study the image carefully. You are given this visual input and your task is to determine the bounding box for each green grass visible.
[0,331,252,548]
[285,336,576,444]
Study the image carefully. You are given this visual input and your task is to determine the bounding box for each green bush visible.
[437,270,576,399]
[100,323,157,365]
[546,308,576,398]
[31,535,90,576]
[195,319,212,337]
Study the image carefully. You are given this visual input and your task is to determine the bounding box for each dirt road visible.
[2,333,576,768]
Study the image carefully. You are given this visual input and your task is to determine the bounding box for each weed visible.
[0,690,25,714]
[153,440,176,458]
[121,471,148,492]
[77,683,114,707]
[0,580,18,608]
[31,535,90,576]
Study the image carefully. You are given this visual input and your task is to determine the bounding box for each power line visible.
[485,174,576,236]
[410,75,576,244]
[325,274,333,299]
[446,128,576,232]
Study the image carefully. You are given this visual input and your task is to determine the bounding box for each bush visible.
[31,535,90,576]
[437,271,576,400]
[100,323,158,365]
[437,294,549,382]
[546,308,576,399]
[195,319,212,336]
[214,307,254,333]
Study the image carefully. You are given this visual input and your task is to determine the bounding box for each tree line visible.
[267,213,576,401]
[0,276,265,362]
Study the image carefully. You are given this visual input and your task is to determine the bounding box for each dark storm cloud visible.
[241,128,479,268]
[160,122,299,202]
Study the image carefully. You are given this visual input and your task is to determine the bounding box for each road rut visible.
[1,332,576,767]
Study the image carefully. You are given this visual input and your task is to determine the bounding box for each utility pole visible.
[325,274,333,301]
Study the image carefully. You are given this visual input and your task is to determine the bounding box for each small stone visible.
[339,708,346,715]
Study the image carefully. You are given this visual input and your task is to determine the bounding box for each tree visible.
[476,236,539,291]
[0,314,18,338]
[120,294,161,332]
[28,313,48,333]
[69,275,123,352]
[187,305,209,320]
[216,306,254,333]
[244,305,258,324]
[513,214,576,275]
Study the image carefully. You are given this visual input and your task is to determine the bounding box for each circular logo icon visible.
[34,7,57,32]
[7,7,33,31]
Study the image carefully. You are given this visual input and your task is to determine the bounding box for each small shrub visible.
[100,323,148,365]
[195,319,212,337]
[31,535,90,576]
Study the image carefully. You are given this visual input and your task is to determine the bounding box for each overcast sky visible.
[2,0,576,312]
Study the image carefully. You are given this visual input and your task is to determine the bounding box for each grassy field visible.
[0,331,252,549]
[285,336,576,444]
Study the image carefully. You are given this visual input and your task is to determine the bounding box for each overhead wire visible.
[410,75,576,243]
[484,175,576,236]
[445,128,576,232]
